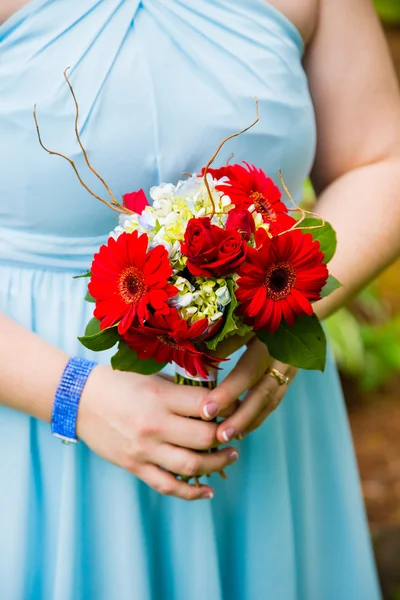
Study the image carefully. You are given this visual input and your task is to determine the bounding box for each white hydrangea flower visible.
[175,173,233,221]
[149,235,181,262]
[152,197,173,217]
[168,275,232,326]
[110,172,232,250]
[138,210,157,231]
[150,182,176,203]
[109,225,124,240]
[110,213,141,239]
[215,284,231,306]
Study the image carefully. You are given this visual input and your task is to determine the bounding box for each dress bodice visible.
[0,0,315,256]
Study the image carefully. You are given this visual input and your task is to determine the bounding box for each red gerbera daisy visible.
[268,213,298,236]
[200,165,240,181]
[216,162,289,226]
[123,309,225,378]
[89,231,177,334]
[236,229,329,333]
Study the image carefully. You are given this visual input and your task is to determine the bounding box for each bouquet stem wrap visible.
[173,365,226,485]
[174,364,217,389]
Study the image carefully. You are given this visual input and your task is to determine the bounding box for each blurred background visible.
[304,3,400,597]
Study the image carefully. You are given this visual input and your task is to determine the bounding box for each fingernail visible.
[229,450,239,462]
[202,490,214,499]
[222,427,236,442]
[203,403,219,419]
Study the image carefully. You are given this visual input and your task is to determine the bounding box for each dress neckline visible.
[0,0,305,53]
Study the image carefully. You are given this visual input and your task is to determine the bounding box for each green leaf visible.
[85,290,96,303]
[73,271,91,279]
[84,317,101,337]
[320,275,342,298]
[205,279,251,351]
[111,341,166,375]
[295,218,337,263]
[78,318,119,352]
[257,314,327,371]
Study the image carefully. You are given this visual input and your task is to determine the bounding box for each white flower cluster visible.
[169,275,232,326]
[111,174,233,270]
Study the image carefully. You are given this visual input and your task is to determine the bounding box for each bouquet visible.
[35,71,341,480]
[77,163,339,381]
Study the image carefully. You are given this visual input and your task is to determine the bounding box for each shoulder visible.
[265,0,320,47]
[0,0,31,25]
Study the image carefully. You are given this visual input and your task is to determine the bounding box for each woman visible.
[0,0,397,598]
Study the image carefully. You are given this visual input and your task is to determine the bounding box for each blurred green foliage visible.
[374,0,400,25]
[325,287,400,391]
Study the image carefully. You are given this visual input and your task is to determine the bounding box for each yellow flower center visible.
[250,191,276,221]
[157,335,179,349]
[119,266,147,304]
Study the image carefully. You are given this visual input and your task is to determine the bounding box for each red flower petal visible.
[122,189,150,214]
[89,231,173,329]
[236,229,328,333]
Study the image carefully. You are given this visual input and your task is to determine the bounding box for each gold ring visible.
[267,368,290,386]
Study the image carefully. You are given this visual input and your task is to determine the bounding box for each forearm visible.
[0,312,69,422]
[312,156,400,320]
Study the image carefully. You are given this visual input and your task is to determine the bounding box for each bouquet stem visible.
[174,370,227,485]
[174,372,216,389]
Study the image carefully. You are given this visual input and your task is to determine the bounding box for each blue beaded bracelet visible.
[51,356,97,444]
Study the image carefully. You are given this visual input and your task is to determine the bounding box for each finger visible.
[140,464,214,501]
[239,367,298,436]
[219,399,242,419]
[159,379,211,418]
[155,444,239,479]
[242,404,278,436]
[217,362,292,443]
[164,415,219,450]
[200,338,271,421]
[242,388,286,435]
[216,375,280,443]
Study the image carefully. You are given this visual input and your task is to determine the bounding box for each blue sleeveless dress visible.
[0,1,382,599]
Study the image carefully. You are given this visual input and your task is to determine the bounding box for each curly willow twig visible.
[203,98,260,219]
[277,169,326,235]
[33,68,133,215]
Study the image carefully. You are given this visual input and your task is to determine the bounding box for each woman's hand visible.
[77,365,239,501]
[201,338,297,443]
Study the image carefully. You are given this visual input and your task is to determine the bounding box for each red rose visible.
[226,208,255,241]
[181,217,246,277]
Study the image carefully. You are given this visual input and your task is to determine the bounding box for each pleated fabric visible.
[0,1,381,598]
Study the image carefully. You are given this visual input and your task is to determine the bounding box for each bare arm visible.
[208,0,400,440]
[307,0,400,318]
[0,312,240,499]
[0,313,66,422]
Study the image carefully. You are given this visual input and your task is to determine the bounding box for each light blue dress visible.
[0,1,382,599]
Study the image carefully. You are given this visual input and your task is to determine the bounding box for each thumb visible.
[200,338,269,421]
